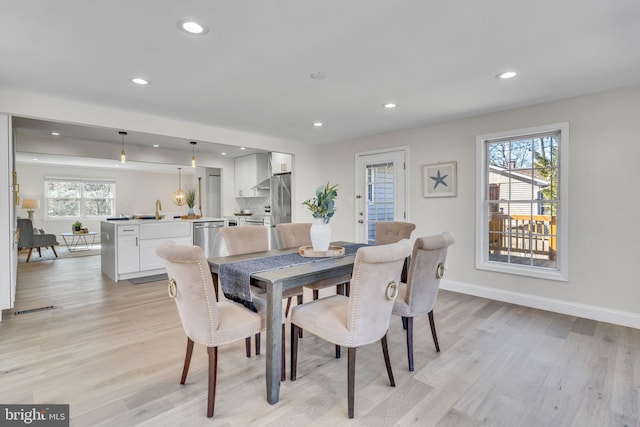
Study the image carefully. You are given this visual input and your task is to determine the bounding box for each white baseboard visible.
[440,279,640,330]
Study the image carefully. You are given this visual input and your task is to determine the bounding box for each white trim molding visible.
[475,122,569,282]
[441,279,640,329]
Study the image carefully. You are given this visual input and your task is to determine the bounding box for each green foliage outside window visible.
[46,179,115,219]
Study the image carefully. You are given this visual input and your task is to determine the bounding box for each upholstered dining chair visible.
[218,225,295,373]
[375,221,415,282]
[17,218,59,262]
[276,222,352,301]
[290,239,412,418]
[155,242,263,418]
[392,231,455,371]
[374,221,416,245]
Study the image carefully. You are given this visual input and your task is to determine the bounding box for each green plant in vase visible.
[303,182,338,251]
[72,220,82,232]
[302,182,338,224]
[185,189,197,216]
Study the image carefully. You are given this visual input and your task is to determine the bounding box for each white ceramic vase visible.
[310,217,331,251]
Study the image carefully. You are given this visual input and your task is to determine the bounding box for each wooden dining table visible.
[208,242,358,405]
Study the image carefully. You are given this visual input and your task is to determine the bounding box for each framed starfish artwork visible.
[423,161,457,197]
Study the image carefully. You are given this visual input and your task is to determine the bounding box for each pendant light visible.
[119,131,127,164]
[171,167,186,206]
[190,141,197,168]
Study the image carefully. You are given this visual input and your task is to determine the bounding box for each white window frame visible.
[475,123,569,281]
[44,177,116,220]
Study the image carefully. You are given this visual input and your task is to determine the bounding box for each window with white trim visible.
[45,177,116,219]
[476,123,568,281]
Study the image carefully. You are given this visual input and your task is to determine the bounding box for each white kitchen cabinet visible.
[116,225,140,275]
[139,222,191,271]
[235,153,269,197]
[101,220,192,281]
[270,152,292,174]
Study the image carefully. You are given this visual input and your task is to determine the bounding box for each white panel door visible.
[355,149,407,244]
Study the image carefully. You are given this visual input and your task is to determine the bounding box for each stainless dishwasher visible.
[193,220,226,258]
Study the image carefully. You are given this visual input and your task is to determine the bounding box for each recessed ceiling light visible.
[383,103,397,109]
[310,72,328,80]
[32,158,38,161]
[131,77,150,85]
[153,144,159,148]
[177,19,209,35]
[51,132,60,136]
[496,71,517,79]
[221,152,227,156]
[313,122,323,127]
[240,147,246,150]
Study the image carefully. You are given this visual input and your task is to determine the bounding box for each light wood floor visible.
[1,255,638,426]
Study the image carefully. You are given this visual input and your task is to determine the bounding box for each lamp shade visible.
[21,199,40,210]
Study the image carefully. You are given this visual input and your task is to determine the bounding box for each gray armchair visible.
[17,218,59,262]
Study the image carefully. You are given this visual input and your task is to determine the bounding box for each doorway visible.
[205,169,222,218]
[355,148,408,243]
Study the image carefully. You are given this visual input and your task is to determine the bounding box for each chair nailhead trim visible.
[348,263,362,347]
[173,257,216,346]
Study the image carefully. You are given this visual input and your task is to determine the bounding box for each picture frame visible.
[422,161,457,197]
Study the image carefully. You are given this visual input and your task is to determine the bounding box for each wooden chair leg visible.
[207,346,218,418]
[285,297,292,318]
[281,323,286,382]
[295,294,304,338]
[37,247,42,257]
[255,333,261,356]
[347,347,356,418]
[211,273,219,301]
[180,337,195,384]
[406,316,414,372]
[381,334,395,386]
[428,310,440,352]
[290,324,299,381]
[51,246,58,258]
[245,337,251,357]
[335,345,341,359]
[26,248,33,263]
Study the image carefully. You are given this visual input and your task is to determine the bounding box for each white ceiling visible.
[2,0,640,149]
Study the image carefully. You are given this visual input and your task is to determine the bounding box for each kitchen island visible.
[101,217,225,282]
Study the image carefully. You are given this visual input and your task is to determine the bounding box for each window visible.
[45,177,116,219]
[366,162,395,244]
[476,123,568,281]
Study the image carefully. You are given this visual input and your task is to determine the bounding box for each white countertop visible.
[102,217,226,224]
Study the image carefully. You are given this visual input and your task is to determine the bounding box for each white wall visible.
[316,86,640,326]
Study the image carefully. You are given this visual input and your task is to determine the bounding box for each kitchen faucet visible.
[155,199,162,220]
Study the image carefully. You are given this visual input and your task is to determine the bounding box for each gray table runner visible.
[219,244,367,312]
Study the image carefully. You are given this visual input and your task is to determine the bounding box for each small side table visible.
[60,231,98,252]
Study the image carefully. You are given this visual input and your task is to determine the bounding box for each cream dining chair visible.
[218,225,294,379]
[374,221,416,245]
[392,231,455,371]
[155,242,263,418]
[276,222,352,301]
[290,239,412,418]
